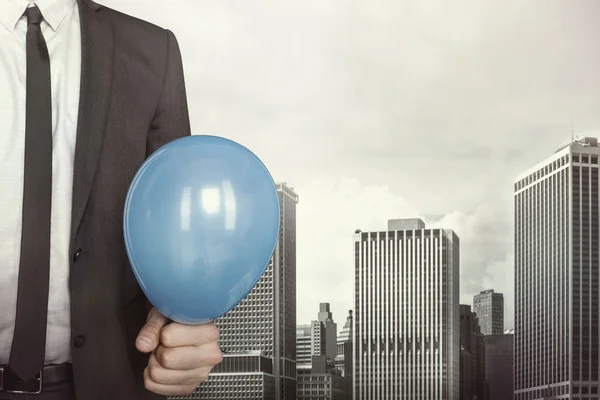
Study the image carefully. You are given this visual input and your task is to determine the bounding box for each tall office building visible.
[318,303,338,360]
[514,137,600,399]
[473,289,504,335]
[190,183,299,400]
[354,218,460,400]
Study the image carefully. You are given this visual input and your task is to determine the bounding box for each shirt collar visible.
[0,0,76,32]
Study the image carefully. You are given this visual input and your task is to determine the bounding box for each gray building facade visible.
[460,347,471,400]
[297,325,313,366]
[514,138,600,399]
[296,319,329,367]
[459,305,485,400]
[188,352,276,400]
[473,289,504,336]
[484,333,513,400]
[354,219,460,399]
[297,356,345,400]
[317,303,337,361]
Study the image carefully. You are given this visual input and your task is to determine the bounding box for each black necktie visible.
[9,5,53,382]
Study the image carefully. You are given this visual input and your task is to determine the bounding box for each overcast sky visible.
[104,0,600,330]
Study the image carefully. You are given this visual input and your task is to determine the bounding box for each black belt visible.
[0,363,73,394]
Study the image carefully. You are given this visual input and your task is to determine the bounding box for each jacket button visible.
[73,248,82,262]
[74,335,85,348]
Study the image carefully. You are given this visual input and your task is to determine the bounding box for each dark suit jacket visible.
[69,1,190,398]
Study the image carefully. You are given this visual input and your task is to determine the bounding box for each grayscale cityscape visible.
[1,0,597,399]
[166,137,600,399]
[84,2,599,399]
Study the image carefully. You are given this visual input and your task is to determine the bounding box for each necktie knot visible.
[24,6,43,26]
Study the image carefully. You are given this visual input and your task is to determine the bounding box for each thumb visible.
[136,307,168,353]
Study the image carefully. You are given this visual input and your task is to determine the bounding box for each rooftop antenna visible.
[571,111,575,142]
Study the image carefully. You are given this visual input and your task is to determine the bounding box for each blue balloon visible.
[123,135,280,324]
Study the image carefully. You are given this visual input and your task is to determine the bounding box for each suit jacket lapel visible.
[70,0,113,248]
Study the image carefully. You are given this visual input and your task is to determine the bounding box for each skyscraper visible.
[191,183,299,400]
[473,289,504,335]
[514,137,600,399]
[273,183,299,400]
[354,218,460,400]
[317,303,338,360]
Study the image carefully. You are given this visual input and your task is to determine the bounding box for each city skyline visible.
[102,0,600,336]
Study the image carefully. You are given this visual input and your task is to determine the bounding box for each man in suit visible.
[0,0,222,398]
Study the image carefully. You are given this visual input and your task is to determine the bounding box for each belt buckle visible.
[0,367,43,394]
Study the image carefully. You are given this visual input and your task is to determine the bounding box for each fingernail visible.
[137,336,153,349]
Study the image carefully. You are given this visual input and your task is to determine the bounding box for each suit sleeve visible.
[146,29,191,157]
[143,29,191,315]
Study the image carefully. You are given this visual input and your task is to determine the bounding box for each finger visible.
[146,353,212,387]
[155,342,223,370]
[160,321,219,348]
[137,307,169,353]
[143,365,200,396]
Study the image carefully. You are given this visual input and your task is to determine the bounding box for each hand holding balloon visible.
[135,308,223,396]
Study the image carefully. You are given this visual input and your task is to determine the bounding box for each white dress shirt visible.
[0,0,81,365]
